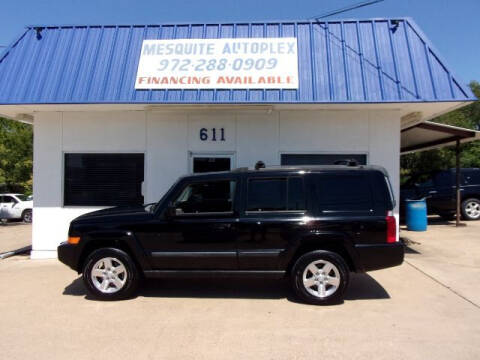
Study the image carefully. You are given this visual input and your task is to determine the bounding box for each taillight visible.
[386,211,396,243]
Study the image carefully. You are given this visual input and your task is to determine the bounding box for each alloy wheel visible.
[465,200,480,219]
[302,260,341,298]
[91,257,127,294]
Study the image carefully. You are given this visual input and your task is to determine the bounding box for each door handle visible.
[429,191,437,194]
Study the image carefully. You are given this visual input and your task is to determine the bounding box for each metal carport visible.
[401,121,480,226]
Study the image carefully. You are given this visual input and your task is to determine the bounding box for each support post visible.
[455,139,461,227]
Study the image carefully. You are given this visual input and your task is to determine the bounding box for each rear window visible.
[313,174,373,213]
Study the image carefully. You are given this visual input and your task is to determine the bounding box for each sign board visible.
[135,38,298,89]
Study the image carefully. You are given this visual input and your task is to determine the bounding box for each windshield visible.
[150,178,183,213]
[15,194,30,201]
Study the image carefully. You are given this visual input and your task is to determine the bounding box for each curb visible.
[0,245,32,259]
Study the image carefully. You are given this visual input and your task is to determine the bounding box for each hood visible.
[75,205,150,221]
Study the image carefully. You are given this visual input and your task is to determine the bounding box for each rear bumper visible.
[355,242,404,272]
[57,242,79,272]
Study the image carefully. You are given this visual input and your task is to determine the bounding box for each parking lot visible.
[0,219,479,359]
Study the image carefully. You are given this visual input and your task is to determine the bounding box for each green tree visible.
[0,117,33,194]
[401,81,480,184]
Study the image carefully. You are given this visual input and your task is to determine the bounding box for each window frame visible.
[63,152,145,207]
[244,176,307,215]
[170,178,239,217]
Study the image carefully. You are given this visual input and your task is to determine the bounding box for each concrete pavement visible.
[0,218,479,359]
[402,217,480,307]
[0,223,31,254]
[0,255,479,359]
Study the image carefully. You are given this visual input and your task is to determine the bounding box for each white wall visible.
[31,108,401,258]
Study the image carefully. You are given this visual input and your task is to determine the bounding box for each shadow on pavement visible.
[63,272,389,303]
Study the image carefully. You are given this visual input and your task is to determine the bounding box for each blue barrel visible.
[405,199,428,231]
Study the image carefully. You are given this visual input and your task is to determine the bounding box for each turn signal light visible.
[68,236,81,245]
[386,211,397,243]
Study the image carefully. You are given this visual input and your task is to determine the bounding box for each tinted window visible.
[247,177,305,212]
[173,180,236,214]
[434,172,452,187]
[2,196,15,203]
[463,171,480,185]
[314,174,373,212]
[64,153,144,206]
[248,178,287,211]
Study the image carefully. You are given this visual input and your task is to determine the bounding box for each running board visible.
[143,270,286,279]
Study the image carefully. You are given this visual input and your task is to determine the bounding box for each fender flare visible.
[77,230,151,272]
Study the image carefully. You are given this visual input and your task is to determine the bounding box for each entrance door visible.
[190,153,234,174]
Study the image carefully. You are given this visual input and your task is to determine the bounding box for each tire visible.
[82,247,140,300]
[461,198,480,221]
[291,250,349,305]
[22,209,32,223]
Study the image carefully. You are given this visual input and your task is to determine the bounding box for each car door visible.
[1,196,17,219]
[136,177,240,270]
[428,171,455,213]
[10,196,24,218]
[236,175,308,270]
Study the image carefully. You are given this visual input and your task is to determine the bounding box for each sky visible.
[0,0,479,86]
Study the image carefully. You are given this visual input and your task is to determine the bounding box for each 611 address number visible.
[200,128,226,142]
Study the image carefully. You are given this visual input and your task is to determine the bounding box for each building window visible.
[247,177,305,212]
[281,153,367,166]
[64,153,144,206]
[173,180,236,214]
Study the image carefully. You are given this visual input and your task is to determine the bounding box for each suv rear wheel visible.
[82,248,140,300]
[291,250,349,305]
[461,198,480,220]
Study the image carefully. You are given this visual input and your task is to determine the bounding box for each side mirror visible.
[165,204,177,219]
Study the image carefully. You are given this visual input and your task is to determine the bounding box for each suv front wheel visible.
[82,248,140,300]
[291,250,349,305]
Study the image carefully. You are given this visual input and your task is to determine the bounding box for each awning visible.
[401,121,480,154]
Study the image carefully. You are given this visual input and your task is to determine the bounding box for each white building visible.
[0,19,475,258]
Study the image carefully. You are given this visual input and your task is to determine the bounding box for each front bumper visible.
[355,242,404,272]
[57,242,79,272]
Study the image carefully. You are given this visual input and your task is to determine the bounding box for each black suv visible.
[58,165,403,304]
[401,168,480,221]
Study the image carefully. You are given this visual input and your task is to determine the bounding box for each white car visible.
[0,194,33,223]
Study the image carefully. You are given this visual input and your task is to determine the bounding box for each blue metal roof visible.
[0,18,475,105]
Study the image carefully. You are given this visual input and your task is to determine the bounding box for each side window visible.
[463,171,480,185]
[434,172,452,187]
[246,177,305,212]
[173,180,236,214]
[314,174,373,213]
[418,179,434,188]
[3,196,15,204]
